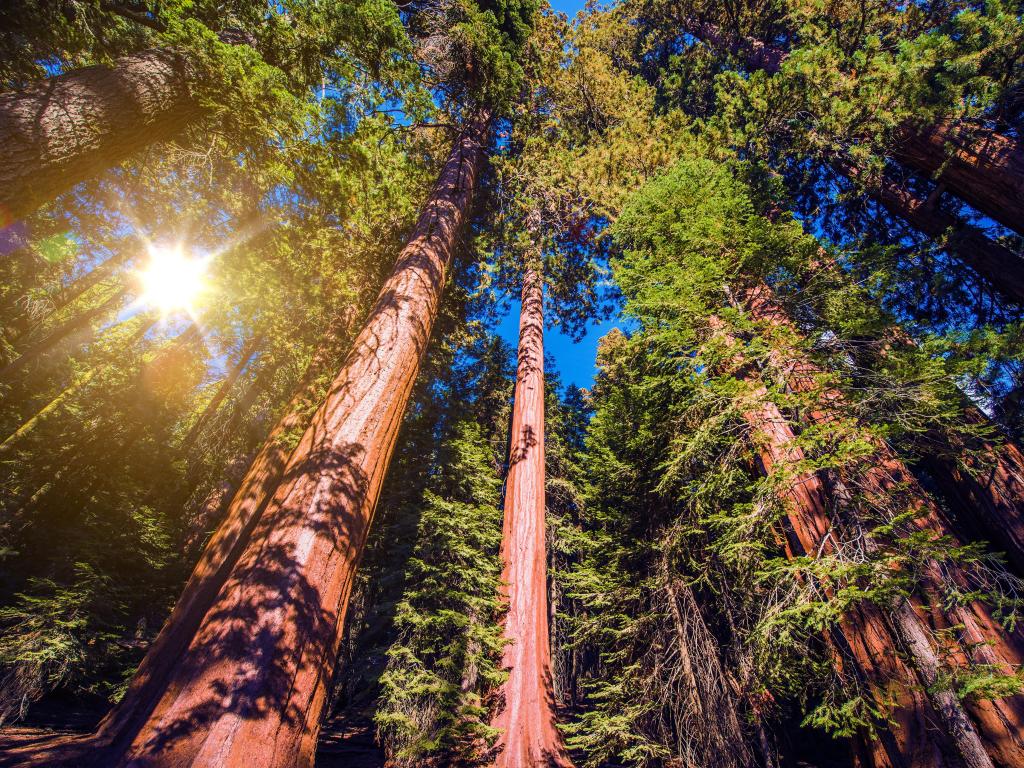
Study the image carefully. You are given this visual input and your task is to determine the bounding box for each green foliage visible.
[375,420,506,766]
[3,3,1024,765]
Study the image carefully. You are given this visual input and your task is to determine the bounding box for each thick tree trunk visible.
[894,122,1024,236]
[0,49,206,221]
[786,217,1024,571]
[919,412,1024,576]
[491,266,573,768]
[94,107,490,768]
[737,381,962,768]
[836,161,1024,305]
[742,285,1024,767]
[681,20,1024,237]
[63,308,358,764]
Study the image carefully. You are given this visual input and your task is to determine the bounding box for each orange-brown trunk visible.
[736,376,956,767]
[680,22,1024,237]
[921,414,1024,576]
[743,285,1024,767]
[89,108,490,768]
[491,266,573,768]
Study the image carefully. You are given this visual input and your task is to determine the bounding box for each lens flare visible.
[137,244,208,315]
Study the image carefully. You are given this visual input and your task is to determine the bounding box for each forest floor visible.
[0,712,385,767]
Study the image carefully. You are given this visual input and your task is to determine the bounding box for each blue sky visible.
[549,0,587,16]
[495,297,623,390]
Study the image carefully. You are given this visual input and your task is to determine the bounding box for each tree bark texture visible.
[894,121,1024,236]
[82,315,350,764]
[97,107,490,768]
[491,266,574,768]
[734,371,963,768]
[920,412,1024,577]
[0,48,205,222]
[742,284,1024,767]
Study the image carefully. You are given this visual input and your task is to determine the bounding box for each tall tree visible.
[660,8,1024,235]
[609,156,1024,766]
[85,107,491,768]
[491,262,573,767]
[0,0,413,221]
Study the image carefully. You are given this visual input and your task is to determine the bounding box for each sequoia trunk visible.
[72,313,352,765]
[919,411,1024,576]
[491,266,573,768]
[894,122,1024,236]
[837,161,1024,305]
[743,285,1024,767]
[0,49,205,221]
[98,107,489,768]
[737,375,962,767]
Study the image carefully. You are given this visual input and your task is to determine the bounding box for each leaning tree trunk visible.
[0,285,127,383]
[742,389,970,768]
[834,160,1024,305]
[894,121,1024,236]
[681,20,1024,237]
[77,314,351,763]
[179,333,264,452]
[92,107,490,768]
[742,284,1024,767]
[491,265,574,768]
[0,48,207,222]
[711,316,964,767]
[921,419,1024,576]
[857,326,1024,575]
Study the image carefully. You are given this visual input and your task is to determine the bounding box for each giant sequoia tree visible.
[3,1,1024,767]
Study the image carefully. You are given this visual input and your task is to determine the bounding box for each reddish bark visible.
[710,315,959,766]
[0,49,205,222]
[919,411,1024,577]
[742,285,1024,767]
[840,318,1024,573]
[91,108,490,768]
[740,387,963,768]
[491,266,573,768]
[895,122,1024,236]
[18,321,354,768]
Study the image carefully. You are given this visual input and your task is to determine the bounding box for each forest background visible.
[1,0,1024,766]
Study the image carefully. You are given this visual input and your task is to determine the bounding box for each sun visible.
[137,243,209,315]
